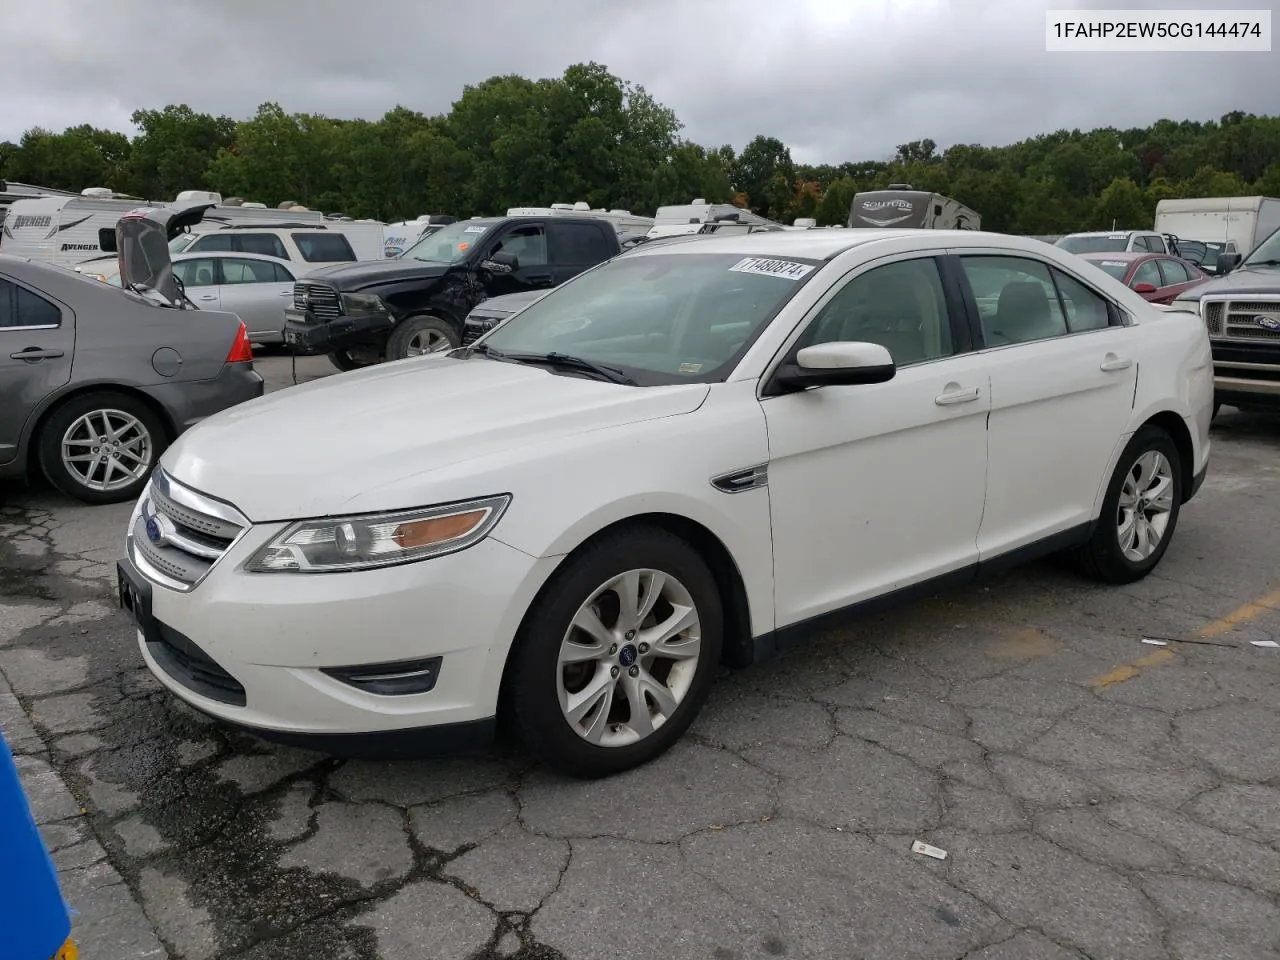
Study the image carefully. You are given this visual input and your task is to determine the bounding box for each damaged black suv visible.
[283,215,621,371]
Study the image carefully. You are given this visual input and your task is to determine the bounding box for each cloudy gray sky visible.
[3,0,1275,164]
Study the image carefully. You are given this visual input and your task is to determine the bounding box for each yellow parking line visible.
[1091,585,1280,690]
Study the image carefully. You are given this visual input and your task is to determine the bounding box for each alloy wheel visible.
[557,568,702,747]
[1116,450,1175,562]
[60,409,154,493]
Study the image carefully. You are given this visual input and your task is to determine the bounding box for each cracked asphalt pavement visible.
[2,354,1280,960]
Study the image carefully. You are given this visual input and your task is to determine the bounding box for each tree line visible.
[3,62,1278,235]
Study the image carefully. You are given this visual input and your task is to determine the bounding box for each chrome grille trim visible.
[127,470,251,592]
[1202,295,1280,342]
[292,281,341,323]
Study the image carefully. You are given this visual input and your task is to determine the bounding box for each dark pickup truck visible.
[1172,225,1280,416]
[282,215,622,370]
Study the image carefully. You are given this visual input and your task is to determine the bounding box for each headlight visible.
[340,292,388,316]
[245,494,510,573]
[1172,298,1202,316]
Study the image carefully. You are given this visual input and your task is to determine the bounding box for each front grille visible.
[292,281,341,323]
[130,470,248,590]
[1205,298,1280,342]
[146,624,247,706]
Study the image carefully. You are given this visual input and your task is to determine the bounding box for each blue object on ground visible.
[0,731,73,960]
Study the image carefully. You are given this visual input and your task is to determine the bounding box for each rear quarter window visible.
[292,233,356,262]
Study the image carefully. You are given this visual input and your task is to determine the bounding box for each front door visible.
[0,275,74,464]
[172,257,221,310]
[762,254,991,629]
[480,223,553,298]
[214,257,296,340]
[955,252,1140,557]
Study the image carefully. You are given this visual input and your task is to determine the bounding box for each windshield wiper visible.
[1243,259,1280,268]
[500,351,637,385]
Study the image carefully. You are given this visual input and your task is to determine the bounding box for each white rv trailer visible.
[848,185,981,230]
[0,189,328,268]
[1153,196,1280,256]
[506,202,655,235]
[382,215,458,257]
[647,198,780,238]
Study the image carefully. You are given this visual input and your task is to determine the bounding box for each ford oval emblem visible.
[1256,315,1280,331]
[145,516,163,543]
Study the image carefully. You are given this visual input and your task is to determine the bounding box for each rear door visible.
[0,274,74,465]
[955,252,1139,556]
[1154,258,1199,302]
[547,221,619,284]
[215,258,296,339]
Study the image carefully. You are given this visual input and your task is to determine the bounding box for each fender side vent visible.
[711,464,769,494]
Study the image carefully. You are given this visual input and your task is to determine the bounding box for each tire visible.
[38,392,168,505]
[1074,425,1183,584]
[385,316,458,360]
[509,526,723,779]
[327,349,377,372]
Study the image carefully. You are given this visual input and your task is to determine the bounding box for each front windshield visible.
[1085,259,1130,280]
[476,252,820,385]
[1242,226,1280,266]
[1057,235,1129,254]
[400,219,497,263]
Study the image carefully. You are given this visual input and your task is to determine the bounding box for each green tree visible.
[814,176,859,226]
[733,135,794,219]
[124,105,236,200]
[1094,177,1149,230]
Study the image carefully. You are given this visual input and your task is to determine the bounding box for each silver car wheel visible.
[60,409,154,493]
[1117,449,1175,562]
[405,329,451,356]
[557,568,702,747]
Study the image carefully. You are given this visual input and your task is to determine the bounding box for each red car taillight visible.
[226,321,254,363]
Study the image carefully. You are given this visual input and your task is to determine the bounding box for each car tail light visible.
[226,322,253,363]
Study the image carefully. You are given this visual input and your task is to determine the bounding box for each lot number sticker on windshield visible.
[1100,261,1126,267]
[463,225,487,233]
[728,257,815,280]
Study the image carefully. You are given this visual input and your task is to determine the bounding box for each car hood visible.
[304,258,449,291]
[1177,264,1280,299]
[470,289,547,318]
[161,356,711,521]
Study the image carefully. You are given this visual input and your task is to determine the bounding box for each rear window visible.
[1056,235,1130,254]
[292,233,356,262]
[1088,259,1130,280]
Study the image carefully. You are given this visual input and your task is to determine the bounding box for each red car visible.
[1078,251,1209,304]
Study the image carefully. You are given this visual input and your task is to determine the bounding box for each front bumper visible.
[120,487,560,754]
[1210,337,1280,410]
[283,307,393,356]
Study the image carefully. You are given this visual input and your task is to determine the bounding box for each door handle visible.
[198,295,218,301]
[1100,354,1133,371]
[10,347,64,361]
[935,385,981,406]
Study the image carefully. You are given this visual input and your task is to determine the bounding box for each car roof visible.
[1062,230,1153,239]
[620,227,1033,261]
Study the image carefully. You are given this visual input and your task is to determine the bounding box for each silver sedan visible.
[83,251,314,345]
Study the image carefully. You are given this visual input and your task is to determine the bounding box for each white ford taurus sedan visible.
[117,229,1214,778]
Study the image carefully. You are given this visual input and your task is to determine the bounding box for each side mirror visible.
[1132,282,1158,294]
[772,341,896,391]
[481,251,519,274]
[98,228,117,253]
[1217,252,1241,273]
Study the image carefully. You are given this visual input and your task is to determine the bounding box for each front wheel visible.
[509,527,723,779]
[327,349,378,372]
[385,316,458,360]
[1074,425,1182,584]
[38,392,168,505]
